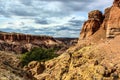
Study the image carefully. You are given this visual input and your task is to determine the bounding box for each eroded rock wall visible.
[0,33,55,43]
[0,32,62,54]
[105,0,120,38]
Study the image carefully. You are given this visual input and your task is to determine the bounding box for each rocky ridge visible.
[0,32,55,43]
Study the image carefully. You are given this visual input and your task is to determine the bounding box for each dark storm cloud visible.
[35,19,49,25]
[68,18,84,26]
[20,0,32,5]
[55,26,80,31]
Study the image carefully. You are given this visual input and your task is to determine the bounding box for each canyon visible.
[0,32,77,80]
[23,0,120,80]
[0,0,120,80]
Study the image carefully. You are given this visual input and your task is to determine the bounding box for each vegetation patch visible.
[21,47,59,66]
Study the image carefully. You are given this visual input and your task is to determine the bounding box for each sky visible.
[0,0,113,37]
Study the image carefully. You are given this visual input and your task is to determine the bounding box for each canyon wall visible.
[0,32,55,43]
[0,32,62,54]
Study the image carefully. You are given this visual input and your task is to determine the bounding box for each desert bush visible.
[21,47,58,66]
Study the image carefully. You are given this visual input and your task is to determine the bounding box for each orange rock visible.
[79,0,120,40]
[105,1,120,38]
[113,0,120,7]
[80,10,103,39]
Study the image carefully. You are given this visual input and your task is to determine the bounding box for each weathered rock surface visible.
[105,1,120,38]
[25,35,120,80]
[0,51,32,80]
[23,61,45,77]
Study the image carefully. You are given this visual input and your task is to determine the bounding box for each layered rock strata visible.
[0,32,62,54]
[0,33,55,43]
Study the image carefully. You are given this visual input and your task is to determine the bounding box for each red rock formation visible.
[113,0,120,7]
[80,10,103,39]
[105,0,120,38]
[79,0,120,40]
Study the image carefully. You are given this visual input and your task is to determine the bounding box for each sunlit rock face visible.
[80,10,103,39]
[79,0,120,40]
[105,0,120,38]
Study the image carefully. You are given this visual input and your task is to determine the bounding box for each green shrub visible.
[21,47,58,66]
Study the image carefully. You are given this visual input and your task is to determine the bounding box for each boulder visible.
[24,61,45,76]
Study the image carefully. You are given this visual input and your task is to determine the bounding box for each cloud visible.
[20,0,32,6]
[35,19,49,25]
[0,0,113,37]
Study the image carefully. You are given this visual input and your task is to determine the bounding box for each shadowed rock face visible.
[88,10,103,22]
[113,0,120,7]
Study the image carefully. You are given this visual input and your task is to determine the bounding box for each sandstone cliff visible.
[24,0,120,80]
[80,10,103,39]
[0,32,56,43]
[80,0,120,41]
